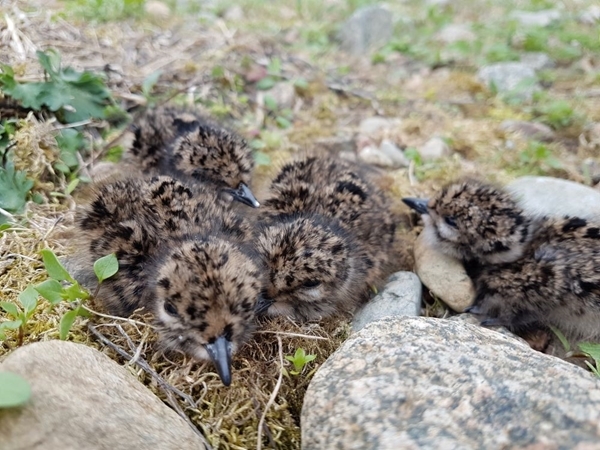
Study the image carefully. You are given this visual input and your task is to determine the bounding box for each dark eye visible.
[444,216,458,228]
[164,302,179,317]
[302,280,321,289]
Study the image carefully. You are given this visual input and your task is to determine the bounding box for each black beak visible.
[402,197,429,215]
[230,183,260,208]
[204,335,233,386]
[255,294,275,316]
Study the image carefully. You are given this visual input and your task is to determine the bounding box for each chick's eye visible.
[164,302,179,317]
[444,216,458,228]
[302,280,321,289]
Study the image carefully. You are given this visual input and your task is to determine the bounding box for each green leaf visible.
[0,320,23,341]
[40,249,74,283]
[62,282,90,302]
[254,151,271,166]
[142,71,162,96]
[56,129,84,171]
[263,95,277,111]
[0,302,19,318]
[275,116,292,129]
[66,178,80,195]
[0,372,31,408]
[93,253,119,283]
[579,342,600,363]
[0,162,34,213]
[34,279,64,305]
[59,309,78,340]
[256,76,277,90]
[549,326,570,352]
[18,285,38,317]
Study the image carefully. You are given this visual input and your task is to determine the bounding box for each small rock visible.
[352,271,421,332]
[265,82,296,109]
[358,145,394,167]
[510,9,561,27]
[358,116,394,135]
[0,341,210,450]
[519,52,554,71]
[302,316,600,449]
[413,232,475,312]
[579,5,600,25]
[435,24,476,44]
[477,62,540,101]
[144,1,171,21]
[338,5,393,55]
[379,139,410,168]
[499,120,555,141]
[223,5,244,21]
[313,137,357,155]
[507,176,600,220]
[417,136,451,161]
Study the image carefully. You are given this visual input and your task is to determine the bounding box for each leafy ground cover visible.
[1,0,599,448]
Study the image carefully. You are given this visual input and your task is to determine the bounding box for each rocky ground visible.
[1,0,600,449]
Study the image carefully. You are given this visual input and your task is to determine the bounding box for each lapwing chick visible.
[73,175,261,385]
[262,154,398,286]
[254,214,371,321]
[129,105,259,208]
[403,179,600,341]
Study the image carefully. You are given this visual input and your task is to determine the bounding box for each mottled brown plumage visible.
[254,214,371,321]
[262,154,398,286]
[129,105,259,207]
[404,179,600,341]
[72,175,260,385]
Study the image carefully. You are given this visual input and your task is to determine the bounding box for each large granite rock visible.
[352,271,421,332]
[477,62,540,101]
[0,341,210,450]
[302,316,600,449]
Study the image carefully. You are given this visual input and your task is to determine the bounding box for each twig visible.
[256,330,328,341]
[87,324,198,410]
[53,119,93,130]
[81,304,155,329]
[0,207,15,220]
[408,160,416,186]
[256,336,284,450]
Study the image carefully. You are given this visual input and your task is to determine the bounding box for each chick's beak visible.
[205,335,233,386]
[402,197,429,215]
[230,183,260,208]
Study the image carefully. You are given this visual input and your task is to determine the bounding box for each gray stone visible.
[510,9,561,27]
[413,232,475,312]
[579,5,600,25]
[0,341,210,450]
[302,316,600,450]
[144,1,171,21]
[499,120,555,141]
[338,6,393,55]
[358,116,395,135]
[519,52,554,71]
[477,62,540,101]
[223,5,244,21]
[352,272,421,332]
[417,136,451,161]
[358,145,394,167]
[379,139,410,168]
[435,24,476,44]
[507,176,600,220]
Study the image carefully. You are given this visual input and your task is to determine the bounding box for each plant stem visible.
[17,326,23,346]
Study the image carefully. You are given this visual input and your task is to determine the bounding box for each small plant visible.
[285,348,317,376]
[517,141,562,174]
[0,372,31,409]
[0,162,34,223]
[535,100,575,130]
[578,342,600,378]
[0,286,38,346]
[0,49,113,123]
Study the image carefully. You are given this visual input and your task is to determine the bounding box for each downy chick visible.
[129,105,259,208]
[262,154,398,286]
[73,175,260,385]
[254,214,371,321]
[403,179,600,341]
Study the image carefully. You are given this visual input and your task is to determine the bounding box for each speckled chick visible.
[262,154,398,286]
[254,214,371,321]
[129,105,259,208]
[73,175,260,385]
[403,179,600,341]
